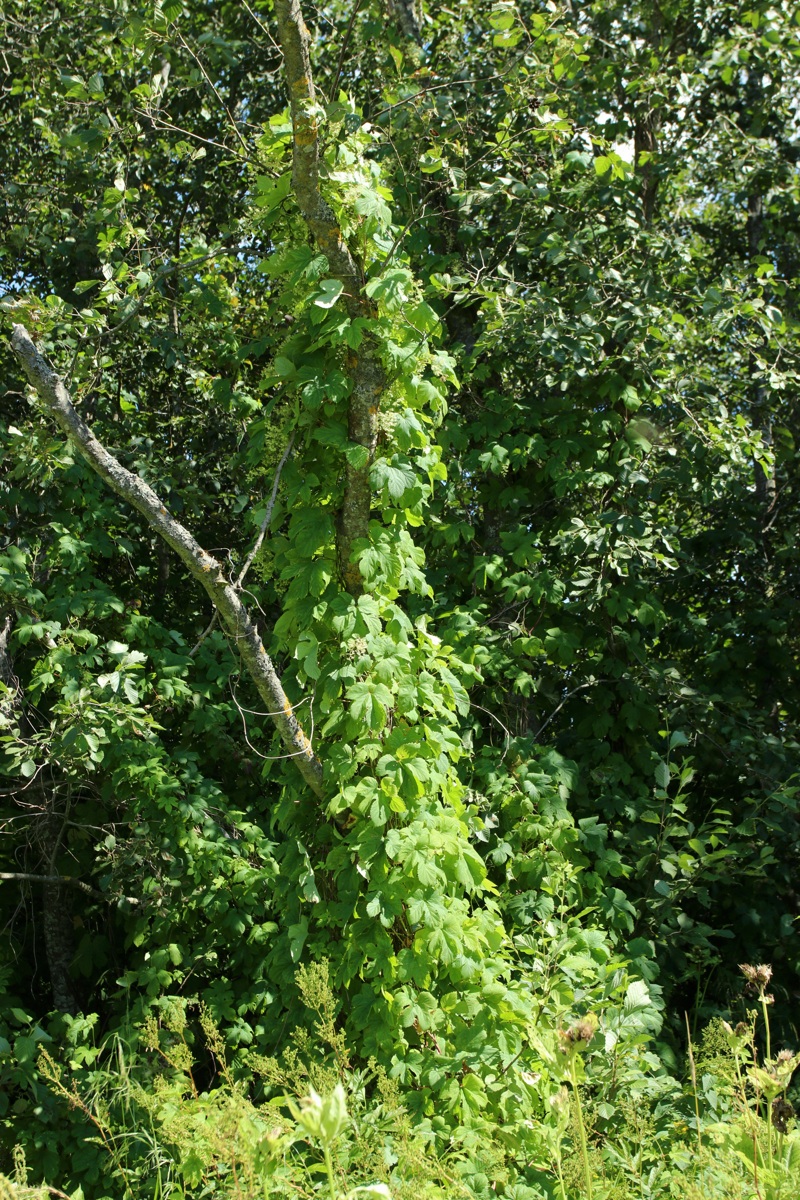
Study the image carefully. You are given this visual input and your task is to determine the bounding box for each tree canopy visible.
[1,0,800,1195]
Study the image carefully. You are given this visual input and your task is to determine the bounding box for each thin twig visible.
[470,702,512,762]
[241,0,283,52]
[229,693,310,719]
[535,679,610,740]
[188,611,219,659]
[189,433,295,658]
[332,0,365,99]
[133,108,250,159]
[230,677,316,761]
[176,31,250,154]
[235,432,295,589]
[374,70,512,120]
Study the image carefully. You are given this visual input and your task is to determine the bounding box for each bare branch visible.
[235,432,295,590]
[332,0,366,98]
[10,325,325,799]
[188,611,219,659]
[0,871,139,906]
[534,679,610,740]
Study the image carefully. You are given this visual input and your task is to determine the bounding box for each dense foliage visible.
[1,0,799,1196]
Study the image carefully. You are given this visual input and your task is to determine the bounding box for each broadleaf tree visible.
[1,0,800,1191]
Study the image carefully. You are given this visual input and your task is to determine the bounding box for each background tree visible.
[1,0,799,1191]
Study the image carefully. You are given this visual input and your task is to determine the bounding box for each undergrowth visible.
[2,962,798,1200]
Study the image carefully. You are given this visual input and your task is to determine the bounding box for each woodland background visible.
[1,0,800,1197]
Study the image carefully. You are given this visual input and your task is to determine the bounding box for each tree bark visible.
[633,3,663,224]
[386,0,422,45]
[10,325,325,799]
[1,613,78,1011]
[634,107,660,224]
[39,810,79,1015]
[273,0,384,594]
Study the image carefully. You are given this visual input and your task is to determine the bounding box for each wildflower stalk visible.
[684,1012,703,1162]
[556,1155,567,1200]
[761,994,774,1174]
[559,1015,598,1200]
[740,964,777,1178]
[37,1049,135,1199]
[568,1054,593,1200]
[727,1024,763,1200]
[289,1084,348,1200]
[323,1142,339,1200]
[760,992,772,1065]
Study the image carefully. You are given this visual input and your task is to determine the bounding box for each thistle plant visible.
[722,964,800,1189]
[741,963,778,1172]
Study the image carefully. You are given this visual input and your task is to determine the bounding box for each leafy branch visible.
[9,325,325,799]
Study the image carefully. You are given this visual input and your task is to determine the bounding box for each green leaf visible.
[288,916,309,963]
[345,443,371,469]
[419,152,444,174]
[347,680,393,731]
[394,409,427,451]
[654,761,670,790]
[253,171,291,213]
[460,1072,488,1111]
[623,979,651,1013]
[289,508,334,557]
[354,188,392,226]
[274,355,296,378]
[371,457,417,503]
[412,378,446,408]
[313,278,345,308]
[364,268,414,311]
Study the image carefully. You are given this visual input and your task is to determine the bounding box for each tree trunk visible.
[40,813,79,1015]
[273,0,385,595]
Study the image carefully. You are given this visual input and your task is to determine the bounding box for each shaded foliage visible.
[1,0,800,1193]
